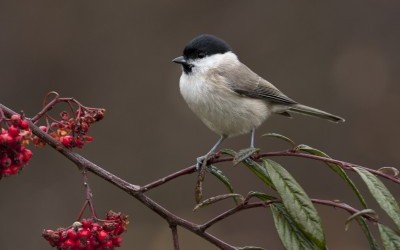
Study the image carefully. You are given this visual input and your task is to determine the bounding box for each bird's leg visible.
[250,128,256,148]
[196,135,227,170]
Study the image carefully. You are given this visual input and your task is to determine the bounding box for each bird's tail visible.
[287,104,345,123]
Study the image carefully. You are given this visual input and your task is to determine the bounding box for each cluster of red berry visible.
[34,108,105,149]
[0,114,33,178]
[43,211,129,250]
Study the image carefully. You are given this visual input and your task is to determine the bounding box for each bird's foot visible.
[196,155,207,171]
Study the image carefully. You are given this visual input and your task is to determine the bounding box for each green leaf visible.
[297,144,368,208]
[242,158,274,188]
[237,247,265,250]
[345,209,377,231]
[264,159,326,248]
[193,193,244,211]
[378,223,400,250]
[219,148,237,157]
[354,167,400,231]
[356,217,380,250]
[207,165,239,205]
[246,191,277,202]
[271,203,318,250]
[262,133,296,147]
[233,147,259,166]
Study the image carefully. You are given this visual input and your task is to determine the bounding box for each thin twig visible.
[311,199,378,222]
[170,224,180,250]
[141,165,196,192]
[200,198,378,232]
[261,151,400,185]
[205,151,400,185]
[200,201,272,231]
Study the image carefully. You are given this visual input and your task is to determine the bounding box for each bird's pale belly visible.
[180,77,270,137]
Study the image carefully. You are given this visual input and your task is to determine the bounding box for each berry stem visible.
[76,200,90,222]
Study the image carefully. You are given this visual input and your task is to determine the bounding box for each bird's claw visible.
[196,156,206,171]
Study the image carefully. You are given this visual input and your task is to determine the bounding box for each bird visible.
[172,34,344,168]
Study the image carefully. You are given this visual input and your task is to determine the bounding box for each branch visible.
[141,165,196,192]
[0,103,236,250]
[202,151,400,185]
[200,201,272,231]
[199,198,378,232]
[0,102,389,249]
[170,224,180,250]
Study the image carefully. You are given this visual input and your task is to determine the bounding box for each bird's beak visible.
[172,56,187,65]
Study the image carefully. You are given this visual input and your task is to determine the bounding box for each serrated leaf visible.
[193,193,244,211]
[242,158,274,188]
[233,147,259,166]
[354,167,400,231]
[207,165,239,205]
[237,247,265,250]
[247,191,276,202]
[262,133,296,147]
[378,223,400,250]
[297,144,368,209]
[264,159,326,248]
[356,217,380,250]
[345,209,377,231]
[271,203,318,250]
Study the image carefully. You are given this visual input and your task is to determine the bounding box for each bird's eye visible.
[198,52,206,58]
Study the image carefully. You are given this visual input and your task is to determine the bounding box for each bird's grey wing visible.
[221,64,297,105]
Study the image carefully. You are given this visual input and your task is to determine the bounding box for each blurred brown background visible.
[1,1,400,249]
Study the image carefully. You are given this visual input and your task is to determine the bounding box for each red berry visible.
[22,149,33,162]
[103,222,115,232]
[1,133,14,144]
[91,223,101,232]
[60,111,69,120]
[10,114,21,125]
[89,237,101,247]
[67,229,78,240]
[113,236,123,247]
[9,165,19,175]
[114,226,125,235]
[7,126,20,137]
[64,238,76,248]
[1,157,12,167]
[103,239,113,248]
[97,230,109,242]
[78,228,91,239]
[81,219,93,229]
[75,239,87,249]
[85,135,93,142]
[14,153,24,165]
[19,120,29,130]
[60,135,74,147]
[39,126,47,132]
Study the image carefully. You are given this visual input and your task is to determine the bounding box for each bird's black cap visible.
[183,34,232,60]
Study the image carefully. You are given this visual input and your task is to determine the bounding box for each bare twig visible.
[170,224,180,250]
[200,198,378,232]
[141,165,196,192]
[205,151,400,185]
[200,201,272,231]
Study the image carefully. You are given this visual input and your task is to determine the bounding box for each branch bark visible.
[0,103,387,249]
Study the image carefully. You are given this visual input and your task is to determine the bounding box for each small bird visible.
[173,34,344,167]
